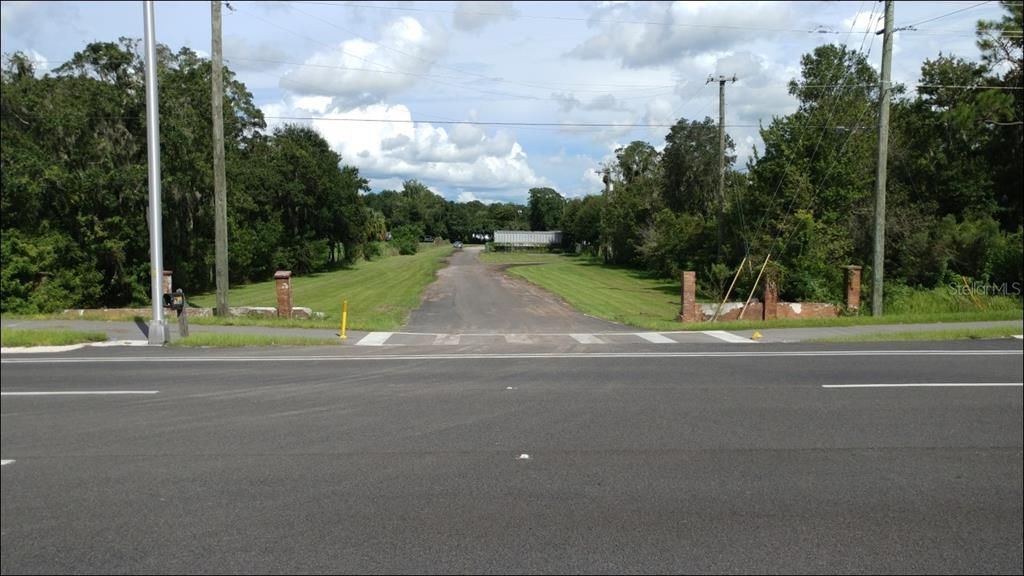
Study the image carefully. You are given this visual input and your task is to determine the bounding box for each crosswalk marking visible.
[701,330,754,344]
[344,331,761,347]
[355,332,393,346]
[637,332,676,344]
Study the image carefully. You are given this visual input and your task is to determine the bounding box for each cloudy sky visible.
[0,0,1008,203]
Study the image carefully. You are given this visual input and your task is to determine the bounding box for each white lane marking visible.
[1,340,150,354]
[1,460,14,466]
[823,383,1023,389]
[433,334,461,345]
[3,350,1020,364]
[517,454,530,460]
[355,332,393,346]
[505,334,533,344]
[637,332,675,344]
[702,330,754,344]
[570,334,605,344]
[1014,335,1023,340]
[1,391,160,396]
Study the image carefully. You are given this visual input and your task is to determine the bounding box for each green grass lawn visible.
[189,244,453,331]
[811,326,1023,343]
[480,252,1023,331]
[168,333,343,347]
[1,328,108,347]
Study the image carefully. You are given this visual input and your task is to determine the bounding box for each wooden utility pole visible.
[212,0,229,316]
[708,74,736,262]
[872,0,893,316]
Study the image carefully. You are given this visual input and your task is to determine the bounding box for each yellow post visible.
[340,300,348,339]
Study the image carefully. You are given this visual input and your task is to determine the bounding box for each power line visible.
[224,57,680,94]
[287,0,1010,38]
[903,0,992,28]
[264,116,677,128]
[285,3,681,95]
[293,0,859,35]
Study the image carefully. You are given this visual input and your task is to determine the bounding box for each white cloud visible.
[262,99,545,196]
[840,9,882,37]
[552,92,627,112]
[569,1,796,68]
[453,1,518,32]
[279,16,447,108]
[457,191,487,203]
[25,49,49,76]
[1,1,78,42]
[223,35,289,72]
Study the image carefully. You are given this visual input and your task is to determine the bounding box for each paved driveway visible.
[404,246,626,334]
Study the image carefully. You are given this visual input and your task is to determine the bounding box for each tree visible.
[527,187,565,231]
[661,118,729,215]
[976,0,1023,230]
[266,124,368,271]
[400,180,448,238]
[562,194,604,252]
[488,202,528,231]
[743,44,881,299]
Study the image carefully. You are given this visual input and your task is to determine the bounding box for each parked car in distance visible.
[453,241,463,249]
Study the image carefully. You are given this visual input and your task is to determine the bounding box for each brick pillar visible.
[845,265,862,312]
[274,270,293,319]
[162,270,173,295]
[679,270,698,322]
[763,271,778,320]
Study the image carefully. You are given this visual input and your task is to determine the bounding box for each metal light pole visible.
[144,0,168,344]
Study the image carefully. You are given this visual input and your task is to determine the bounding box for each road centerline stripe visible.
[1,391,160,396]
[822,383,1023,389]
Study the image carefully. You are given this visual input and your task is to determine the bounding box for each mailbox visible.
[162,289,186,312]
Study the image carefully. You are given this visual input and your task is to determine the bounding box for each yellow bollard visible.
[340,300,348,340]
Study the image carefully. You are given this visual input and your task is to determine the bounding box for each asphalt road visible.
[2,341,1022,574]
[404,246,625,334]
